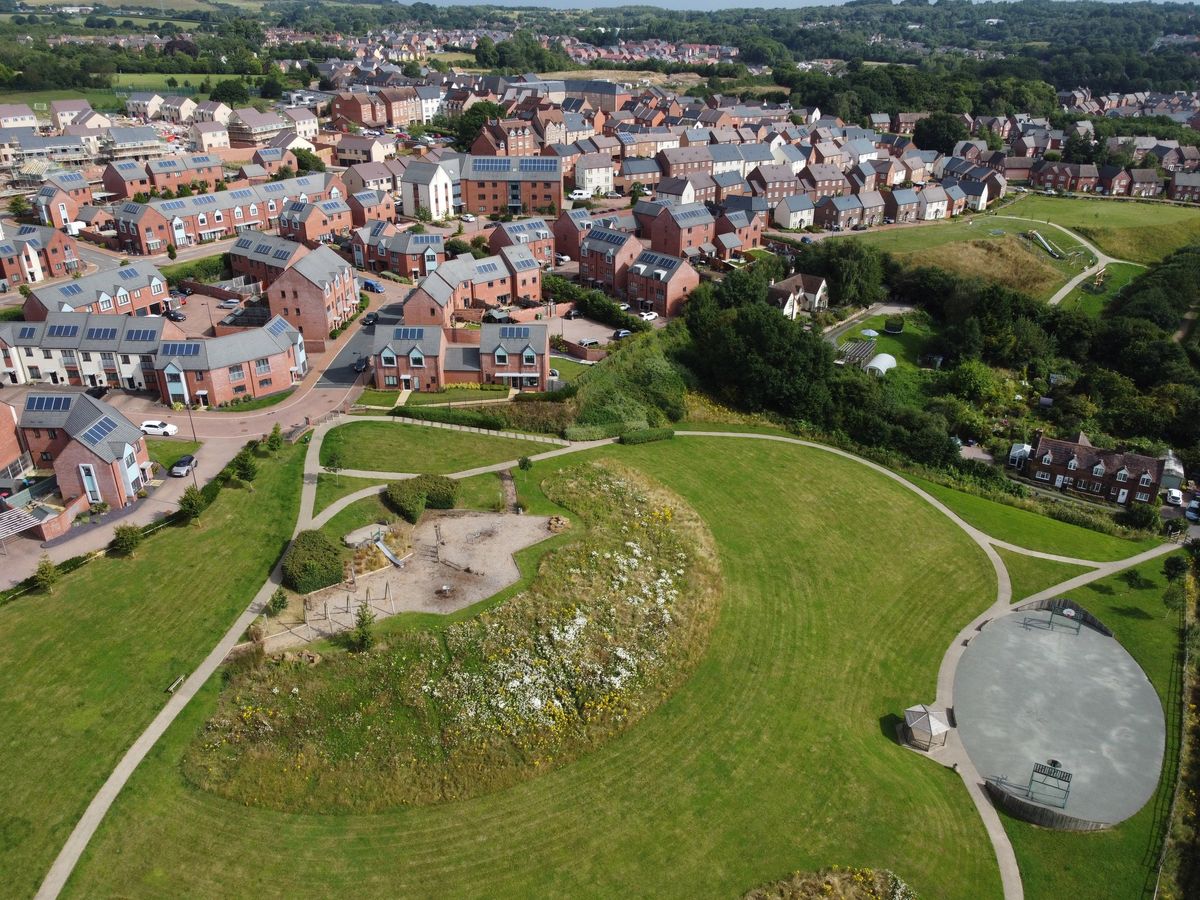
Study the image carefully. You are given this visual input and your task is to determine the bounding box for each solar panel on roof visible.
[498,326,530,339]
[86,327,118,341]
[272,248,291,260]
[59,283,83,296]
[25,395,72,412]
[81,416,118,446]
[161,342,201,357]
[266,318,289,337]
[162,200,186,211]
[117,267,139,280]
[235,237,254,250]
[195,195,217,206]
[413,234,439,245]
[253,243,271,254]
[263,183,284,193]
[47,324,79,338]
[17,326,36,339]
[126,328,156,342]
[518,158,557,172]
[513,258,538,270]
[476,262,499,275]
[393,327,424,341]
[231,189,253,199]
[589,229,627,246]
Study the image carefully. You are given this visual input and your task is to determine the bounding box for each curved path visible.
[37,421,1177,900]
[989,214,1145,306]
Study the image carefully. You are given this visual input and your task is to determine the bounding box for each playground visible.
[261,509,556,649]
[954,602,1165,828]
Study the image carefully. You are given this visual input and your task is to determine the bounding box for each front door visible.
[88,374,97,387]
[1054,475,1064,488]
[1117,489,1129,504]
[49,372,59,385]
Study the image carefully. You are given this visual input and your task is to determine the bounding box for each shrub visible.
[515,383,577,402]
[618,427,675,445]
[393,406,506,430]
[109,525,143,557]
[518,456,533,471]
[346,602,376,652]
[267,586,289,616]
[384,481,427,523]
[1116,501,1161,532]
[34,554,59,594]
[410,474,458,509]
[564,424,622,441]
[267,422,283,453]
[233,448,258,482]
[281,530,343,594]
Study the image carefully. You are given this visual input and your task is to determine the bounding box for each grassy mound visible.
[182,461,721,811]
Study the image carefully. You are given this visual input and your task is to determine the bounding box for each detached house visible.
[370,322,549,393]
[1009,431,1166,507]
[767,272,829,319]
[579,226,642,296]
[884,188,920,223]
[626,250,698,318]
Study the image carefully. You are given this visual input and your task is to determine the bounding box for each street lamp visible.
[183,400,199,489]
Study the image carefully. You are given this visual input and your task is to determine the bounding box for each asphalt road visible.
[317,297,406,387]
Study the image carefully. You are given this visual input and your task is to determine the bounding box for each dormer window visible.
[495,348,508,366]
[1067,457,1078,471]
[1139,473,1152,486]
[1116,470,1128,483]
[381,352,396,367]
[409,350,424,368]
[1042,453,1053,465]
[1093,464,1105,477]
[523,348,536,366]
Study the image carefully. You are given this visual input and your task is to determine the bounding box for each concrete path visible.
[36,426,1176,900]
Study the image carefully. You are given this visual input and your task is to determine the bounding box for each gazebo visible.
[904,704,951,750]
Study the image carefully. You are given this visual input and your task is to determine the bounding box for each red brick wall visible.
[0,404,23,471]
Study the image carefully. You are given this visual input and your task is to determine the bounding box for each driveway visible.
[318,285,409,387]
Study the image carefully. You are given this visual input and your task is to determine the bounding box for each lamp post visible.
[183,400,199,489]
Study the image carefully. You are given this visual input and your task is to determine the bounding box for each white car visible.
[638,310,659,321]
[617,302,631,311]
[1166,488,1184,506]
[217,298,241,309]
[461,213,476,222]
[140,420,178,436]
[554,254,571,265]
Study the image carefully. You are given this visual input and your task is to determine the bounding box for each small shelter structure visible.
[904,704,950,750]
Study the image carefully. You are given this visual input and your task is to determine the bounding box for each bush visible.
[518,456,533,471]
[394,406,507,430]
[618,428,675,445]
[267,586,289,616]
[384,481,427,523]
[34,554,59,594]
[515,383,577,402]
[109,525,143,557]
[281,530,343,594]
[233,448,258,482]
[1116,501,1161,532]
[564,423,623,441]
[409,474,458,509]
[543,275,648,332]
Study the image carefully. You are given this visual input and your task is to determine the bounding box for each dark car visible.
[353,357,370,374]
[800,236,815,244]
[362,312,379,327]
[564,308,583,320]
[164,309,186,322]
[86,385,109,399]
[361,279,384,293]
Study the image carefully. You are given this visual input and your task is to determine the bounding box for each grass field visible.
[209,389,294,413]
[1002,558,1184,899]
[456,471,504,510]
[319,421,548,473]
[0,443,306,898]
[1058,261,1144,316]
[1010,195,1200,265]
[404,386,509,406]
[909,477,1159,562]
[839,313,934,369]
[64,438,1003,898]
[994,546,1093,602]
[356,389,401,408]
[847,218,1088,300]
[144,438,201,472]
[312,473,384,516]
[111,73,246,93]
[550,355,592,382]
[6,88,123,112]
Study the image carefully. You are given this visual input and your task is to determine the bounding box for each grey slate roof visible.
[19,391,142,464]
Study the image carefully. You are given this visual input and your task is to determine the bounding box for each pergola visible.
[904,704,951,751]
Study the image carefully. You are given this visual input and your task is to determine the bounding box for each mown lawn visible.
[909,477,1159,562]
[404,386,509,406]
[312,473,384,517]
[356,389,402,408]
[994,546,1093,602]
[839,313,935,369]
[209,389,294,413]
[143,438,201,472]
[549,355,591,382]
[1002,558,1184,900]
[1058,261,1144,316]
[456,471,504,510]
[66,437,1002,899]
[320,421,548,473]
[0,443,306,898]
[1012,195,1200,265]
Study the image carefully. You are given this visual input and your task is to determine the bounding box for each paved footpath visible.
[35,426,1179,900]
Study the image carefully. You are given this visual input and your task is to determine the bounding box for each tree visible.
[292,148,324,173]
[348,601,376,652]
[1163,555,1189,583]
[7,195,30,218]
[233,448,258,482]
[267,422,283,453]
[166,76,178,88]
[109,525,143,557]
[629,182,646,204]
[913,112,969,156]
[34,554,59,594]
[259,73,284,100]
[474,36,499,69]
[324,448,343,485]
[166,244,177,260]
[401,60,421,78]
[271,165,296,182]
[267,586,289,616]
[1163,581,1186,619]
[208,79,250,106]
[178,484,205,522]
[415,205,431,223]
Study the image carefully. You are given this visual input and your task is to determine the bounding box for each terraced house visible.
[24,262,170,321]
[626,250,698,318]
[263,245,358,352]
[370,322,549,392]
[0,225,81,292]
[227,232,309,287]
[1009,431,1165,506]
[579,226,642,296]
[112,173,346,254]
[278,199,353,246]
[488,217,555,266]
[401,247,543,328]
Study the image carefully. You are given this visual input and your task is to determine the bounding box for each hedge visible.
[281,530,343,594]
[160,253,228,287]
[409,474,458,509]
[384,481,427,523]
[543,274,648,332]
[564,423,631,441]
[618,428,675,445]
[515,383,578,402]
[392,406,507,430]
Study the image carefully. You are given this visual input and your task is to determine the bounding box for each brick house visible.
[382,231,446,279]
[800,164,850,199]
[1029,161,1100,193]
[0,226,82,292]
[579,226,642,296]
[401,249,542,327]
[101,160,154,200]
[1129,169,1165,198]
[471,119,539,157]
[1169,172,1200,202]
[626,250,698,317]
[488,217,555,267]
[552,207,595,260]
[645,202,716,258]
[857,190,886,225]
[714,210,763,255]
[331,92,387,129]
[24,261,169,320]
[264,246,358,352]
[371,322,549,392]
[145,154,224,195]
[278,199,353,246]
[1009,431,1165,506]
[252,147,298,177]
[1097,165,1132,196]
[460,156,563,217]
[814,195,863,230]
[883,188,920,223]
[228,232,309,287]
[748,163,800,202]
[657,145,714,178]
[347,189,396,227]
[336,135,391,167]
[154,316,306,407]
[33,170,93,229]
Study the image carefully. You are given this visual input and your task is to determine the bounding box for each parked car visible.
[353,357,369,374]
[549,368,560,378]
[216,299,240,309]
[555,253,571,265]
[164,309,186,322]
[140,420,178,436]
[617,302,631,311]
[613,329,632,340]
[604,191,621,199]
[86,385,110,399]
[461,213,476,223]
[578,337,599,349]
[362,312,379,327]
[1186,500,1200,522]
[564,308,583,320]
[170,454,196,477]
[1166,488,1184,506]
[800,236,815,244]
[361,279,383,293]
[638,310,659,321]
[568,189,591,201]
